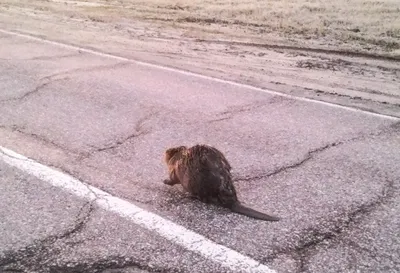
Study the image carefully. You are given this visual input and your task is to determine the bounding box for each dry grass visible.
[3,0,400,55]
[86,0,400,53]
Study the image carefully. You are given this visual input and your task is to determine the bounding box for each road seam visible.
[0,28,398,121]
[0,146,276,273]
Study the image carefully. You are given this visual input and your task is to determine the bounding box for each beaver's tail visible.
[231,202,280,222]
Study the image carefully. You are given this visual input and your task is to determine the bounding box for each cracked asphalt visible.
[1,32,400,273]
[0,160,226,273]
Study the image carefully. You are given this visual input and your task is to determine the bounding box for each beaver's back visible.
[182,145,238,206]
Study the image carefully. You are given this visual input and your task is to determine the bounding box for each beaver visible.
[163,144,280,222]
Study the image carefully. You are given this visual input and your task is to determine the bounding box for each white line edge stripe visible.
[0,28,398,121]
[0,146,276,273]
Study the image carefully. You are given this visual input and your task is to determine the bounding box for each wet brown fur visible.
[163,144,280,222]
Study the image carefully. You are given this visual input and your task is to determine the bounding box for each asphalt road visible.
[0,30,399,273]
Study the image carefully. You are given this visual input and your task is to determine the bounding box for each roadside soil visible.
[0,0,399,117]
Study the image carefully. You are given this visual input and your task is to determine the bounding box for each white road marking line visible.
[0,28,398,121]
[0,146,276,273]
